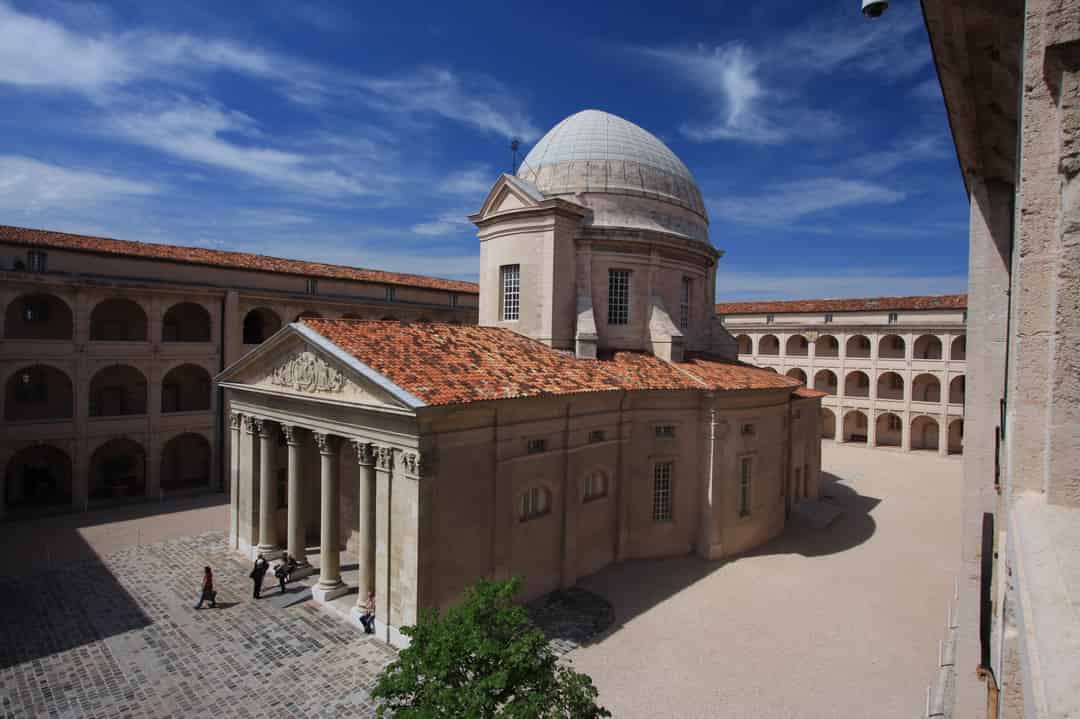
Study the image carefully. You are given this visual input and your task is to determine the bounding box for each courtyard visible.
[0,443,960,718]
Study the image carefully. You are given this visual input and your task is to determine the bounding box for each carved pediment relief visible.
[270,350,346,394]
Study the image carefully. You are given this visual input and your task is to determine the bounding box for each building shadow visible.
[571,471,880,647]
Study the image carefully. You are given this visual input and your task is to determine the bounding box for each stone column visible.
[351,440,377,609]
[902,414,912,452]
[256,419,281,557]
[938,416,949,457]
[312,432,347,602]
[228,411,242,549]
[283,425,313,576]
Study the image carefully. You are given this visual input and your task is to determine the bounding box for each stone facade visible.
[0,227,477,521]
[719,296,966,455]
[923,1,1080,716]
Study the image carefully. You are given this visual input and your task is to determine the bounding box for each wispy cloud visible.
[410,210,473,237]
[710,178,904,225]
[715,266,967,302]
[852,133,948,175]
[909,77,943,102]
[437,166,495,196]
[0,155,156,211]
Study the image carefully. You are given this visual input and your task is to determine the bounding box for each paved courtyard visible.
[571,443,963,718]
[0,444,960,718]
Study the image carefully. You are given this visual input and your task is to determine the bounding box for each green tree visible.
[372,577,610,718]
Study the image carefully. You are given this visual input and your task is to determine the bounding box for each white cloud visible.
[710,178,904,225]
[909,77,943,102]
[410,210,473,237]
[355,67,540,141]
[852,134,949,175]
[437,166,494,196]
[643,44,844,145]
[715,267,967,302]
[0,155,156,211]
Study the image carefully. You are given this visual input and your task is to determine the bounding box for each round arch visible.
[90,298,147,341]
[875,412,903,447]
[912,373,941,403]
[948,419,964,455]
[160,433,211,493]
[582,468,610,502]
[877,371,905,400]
[162,302,211,342]
[5,445,73,511]
[815,334,839,358]
[844,370,870,397]
[814,369,838,395]
[518,484,553,522]
[949,375,965,405]
[911,416,940,451]
[914,334,943,359]
[785,334,808,357]
[735,334,752,354]
[951,335,966,361]
[242,307,282,344]
[758,334,779,356]
[843,410,868,443]
[821,408,836,439]
[879,334,906,359]
[5,293,73,340]
[786,368,807,384]
[89,438,147,501]
[89,364,148,417]
[4,364,74,421]
[161,364,211,413]
[845,334,871,358]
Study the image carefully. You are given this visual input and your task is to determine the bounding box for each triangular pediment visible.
[473,173,546,220]
[217,325,421,411]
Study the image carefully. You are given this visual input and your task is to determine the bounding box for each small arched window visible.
[519,486,550,521]
[584,471,608,502]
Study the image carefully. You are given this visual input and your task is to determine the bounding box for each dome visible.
[517,109,707,221]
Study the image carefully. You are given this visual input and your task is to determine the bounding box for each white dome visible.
[517,109,707,220]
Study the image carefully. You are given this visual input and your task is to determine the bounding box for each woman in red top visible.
[195,566,216,609]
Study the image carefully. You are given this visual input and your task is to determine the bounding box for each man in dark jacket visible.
[249,554,269,599]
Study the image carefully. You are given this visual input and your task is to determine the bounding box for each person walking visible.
[195,566,216,609]
[274,556,295,596]
[249,554,269,599]
[358,591,376,634]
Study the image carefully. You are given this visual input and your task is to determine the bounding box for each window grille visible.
[765,314,775,324]
[519,487,550,521]
[526,438,546,454]
[608,269,630,325]
[739,457,752,517]
[888,312,898,324]
[385,286,396,302]
[655,425,676,439]
[27,251,46,272]
[824,313,833,323]
[305,278,318,295]
[653,462,673,521]
[741,423,755,436]
[679,277,691,330]
[501,264,520,321]
[584,472,607,501]
[588,429,605,443]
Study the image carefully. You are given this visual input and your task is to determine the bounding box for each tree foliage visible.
[372,577,610,718]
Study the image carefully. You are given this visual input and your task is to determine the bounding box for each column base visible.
[252,545,284,561]
[311,581,349,603]
[288,563,316,580]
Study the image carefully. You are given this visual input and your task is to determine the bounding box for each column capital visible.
[281,424,303,446]
[244,416,263,435]
[229,412,243,431]
[256,419,276,440]
[352,439,377,467]
[400,451,426,478]
[313,432,337,456]
[375,445,394,471]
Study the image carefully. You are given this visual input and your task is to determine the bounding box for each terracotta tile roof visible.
[303,319,802,406]
[0,224,479,294]
[715,294,967,315]
[793,387,828,399]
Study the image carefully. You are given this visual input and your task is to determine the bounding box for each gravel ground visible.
[569,443,962,719]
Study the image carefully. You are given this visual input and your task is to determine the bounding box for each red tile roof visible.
[793,387,828,399]
[303,319,801,406]
[715,294,967,315]
[0,224,479,294]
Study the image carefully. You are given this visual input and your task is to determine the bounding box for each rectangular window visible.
[739,457,753,517]
[824,313,833,323]
[655,424,676,439]
[888,312,898,324]
[305,278,318,295]
[588,429,606,443]
[500,264,520,321]
[526,438,546,454]
[679,277,691,330]
[27,250,47,272]
[741,423,755,436]
[520,487,549,521]
[765,314,775,324]
[653,462,673,521]
[385,286,396,302]
[450,293,459,308]
[607,269,631,325]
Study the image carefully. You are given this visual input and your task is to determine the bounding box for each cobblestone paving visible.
[528,588,615,656]
[0,532,396,718]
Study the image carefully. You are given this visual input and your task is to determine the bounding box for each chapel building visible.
[218,110,825,645]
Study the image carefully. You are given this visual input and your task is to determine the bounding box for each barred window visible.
[655,425,676,439]
[27,251,47,272]
[305,278,318,295]
[824,313,833,323]
[608,269,630,325]
[526,438,546,454]
[765,314,775,324]
[588,429,605,443]
[741,423,755,436]
[519,486,550,521]
[385,286,396,302]
[888,312,898,324]
[679,277,691,330]
[653,462,672,521]
[739,457,752,518]
[501,264,520,321]
[584,471,607,501]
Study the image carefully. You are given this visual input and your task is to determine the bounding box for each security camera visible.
[862,0,888,17]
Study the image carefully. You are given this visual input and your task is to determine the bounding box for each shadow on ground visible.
[570,472,880,647]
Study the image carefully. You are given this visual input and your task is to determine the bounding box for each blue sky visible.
[0,0,968,300]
